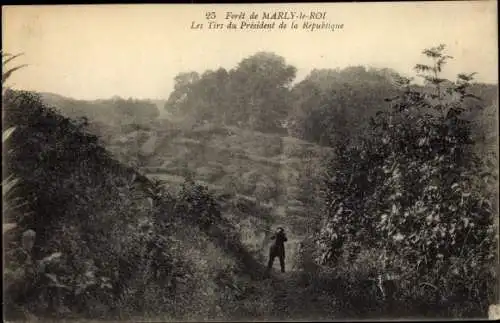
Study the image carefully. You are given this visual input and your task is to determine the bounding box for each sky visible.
[2,2,498,100]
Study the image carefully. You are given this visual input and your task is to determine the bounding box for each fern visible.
[2,53,27,230]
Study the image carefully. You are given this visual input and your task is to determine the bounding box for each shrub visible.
[316,45,498,318]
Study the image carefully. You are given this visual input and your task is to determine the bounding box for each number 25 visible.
[206,12,216,20]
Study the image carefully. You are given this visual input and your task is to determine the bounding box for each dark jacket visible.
[270,231,287,257]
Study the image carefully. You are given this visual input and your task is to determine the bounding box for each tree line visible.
[165,51,497,150]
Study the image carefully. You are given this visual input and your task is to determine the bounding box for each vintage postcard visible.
[2,1,499,321]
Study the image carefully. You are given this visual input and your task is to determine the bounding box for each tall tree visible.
[164,71,201,119]
[165,52,296,132]
[228,52,296,132]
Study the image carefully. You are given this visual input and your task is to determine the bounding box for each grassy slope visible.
[4,91,280,321]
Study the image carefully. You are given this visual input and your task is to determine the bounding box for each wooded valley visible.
[3,44,498,321]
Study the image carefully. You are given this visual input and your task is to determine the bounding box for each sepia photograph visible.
[2,2,499,321]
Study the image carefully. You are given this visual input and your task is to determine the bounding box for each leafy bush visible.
[316,45,498,318]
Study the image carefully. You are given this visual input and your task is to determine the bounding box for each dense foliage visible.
[287,67,398,147]
[316,45,498,317]
[165,52,296,133]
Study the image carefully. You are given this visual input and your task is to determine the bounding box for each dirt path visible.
[264,270,338,321]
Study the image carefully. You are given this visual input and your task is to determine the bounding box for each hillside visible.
[39,92,336,270]
[140,124,334,267]
[3,90,278,321]
[38,92,164,127]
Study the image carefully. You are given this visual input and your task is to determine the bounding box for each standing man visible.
[267,227,288,273]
